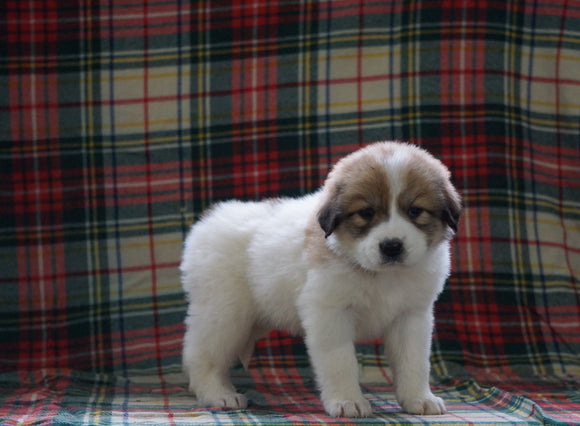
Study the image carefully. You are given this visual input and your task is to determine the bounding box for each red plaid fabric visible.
[1,0,579,424]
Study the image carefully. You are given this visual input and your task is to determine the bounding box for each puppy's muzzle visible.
[379,238,405,263]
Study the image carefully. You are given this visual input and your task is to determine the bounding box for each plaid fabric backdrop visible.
[1,0,579,424]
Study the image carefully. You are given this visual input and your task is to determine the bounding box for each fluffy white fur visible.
[181,142,460,417]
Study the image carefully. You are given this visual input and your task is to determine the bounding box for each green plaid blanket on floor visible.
[1,1,579,424]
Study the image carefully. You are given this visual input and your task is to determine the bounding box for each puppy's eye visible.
[357,207,375,221]
[408,206,424,220]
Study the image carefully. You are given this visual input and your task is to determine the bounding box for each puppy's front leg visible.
[384,309,446,415]
[302,305,372,418]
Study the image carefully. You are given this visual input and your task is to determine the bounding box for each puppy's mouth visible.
[380,256,406,266]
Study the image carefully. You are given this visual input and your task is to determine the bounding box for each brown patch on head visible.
[317,147,392,240]
[396,147,462,245]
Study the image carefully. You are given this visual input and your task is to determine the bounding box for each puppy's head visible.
[317,142,461,272]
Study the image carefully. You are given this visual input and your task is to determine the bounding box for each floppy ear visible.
[317,198,341,238]
[441,181,462,233]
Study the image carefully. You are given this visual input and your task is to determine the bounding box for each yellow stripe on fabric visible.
[117,237,182,248]
[105,295,184,307]
[529,263,580,274]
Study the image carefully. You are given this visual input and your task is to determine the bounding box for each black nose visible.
[379,238,404,259]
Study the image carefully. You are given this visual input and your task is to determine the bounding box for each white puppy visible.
[181,142,461,417]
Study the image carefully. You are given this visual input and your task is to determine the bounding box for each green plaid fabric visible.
[1,0,579,424]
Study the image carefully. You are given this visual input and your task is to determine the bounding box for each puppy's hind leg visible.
[182,293,253,409]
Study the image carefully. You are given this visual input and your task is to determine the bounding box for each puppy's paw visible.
[324,396,372,418]
[199,392,248,410]
[399,393,446,415]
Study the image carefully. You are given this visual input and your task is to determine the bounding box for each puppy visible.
[181,142,461,417]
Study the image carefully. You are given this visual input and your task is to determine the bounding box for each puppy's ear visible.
[317,198,341,238]
[441,181,462,233]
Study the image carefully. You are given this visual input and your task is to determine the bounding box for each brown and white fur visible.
[181,142,461,417]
